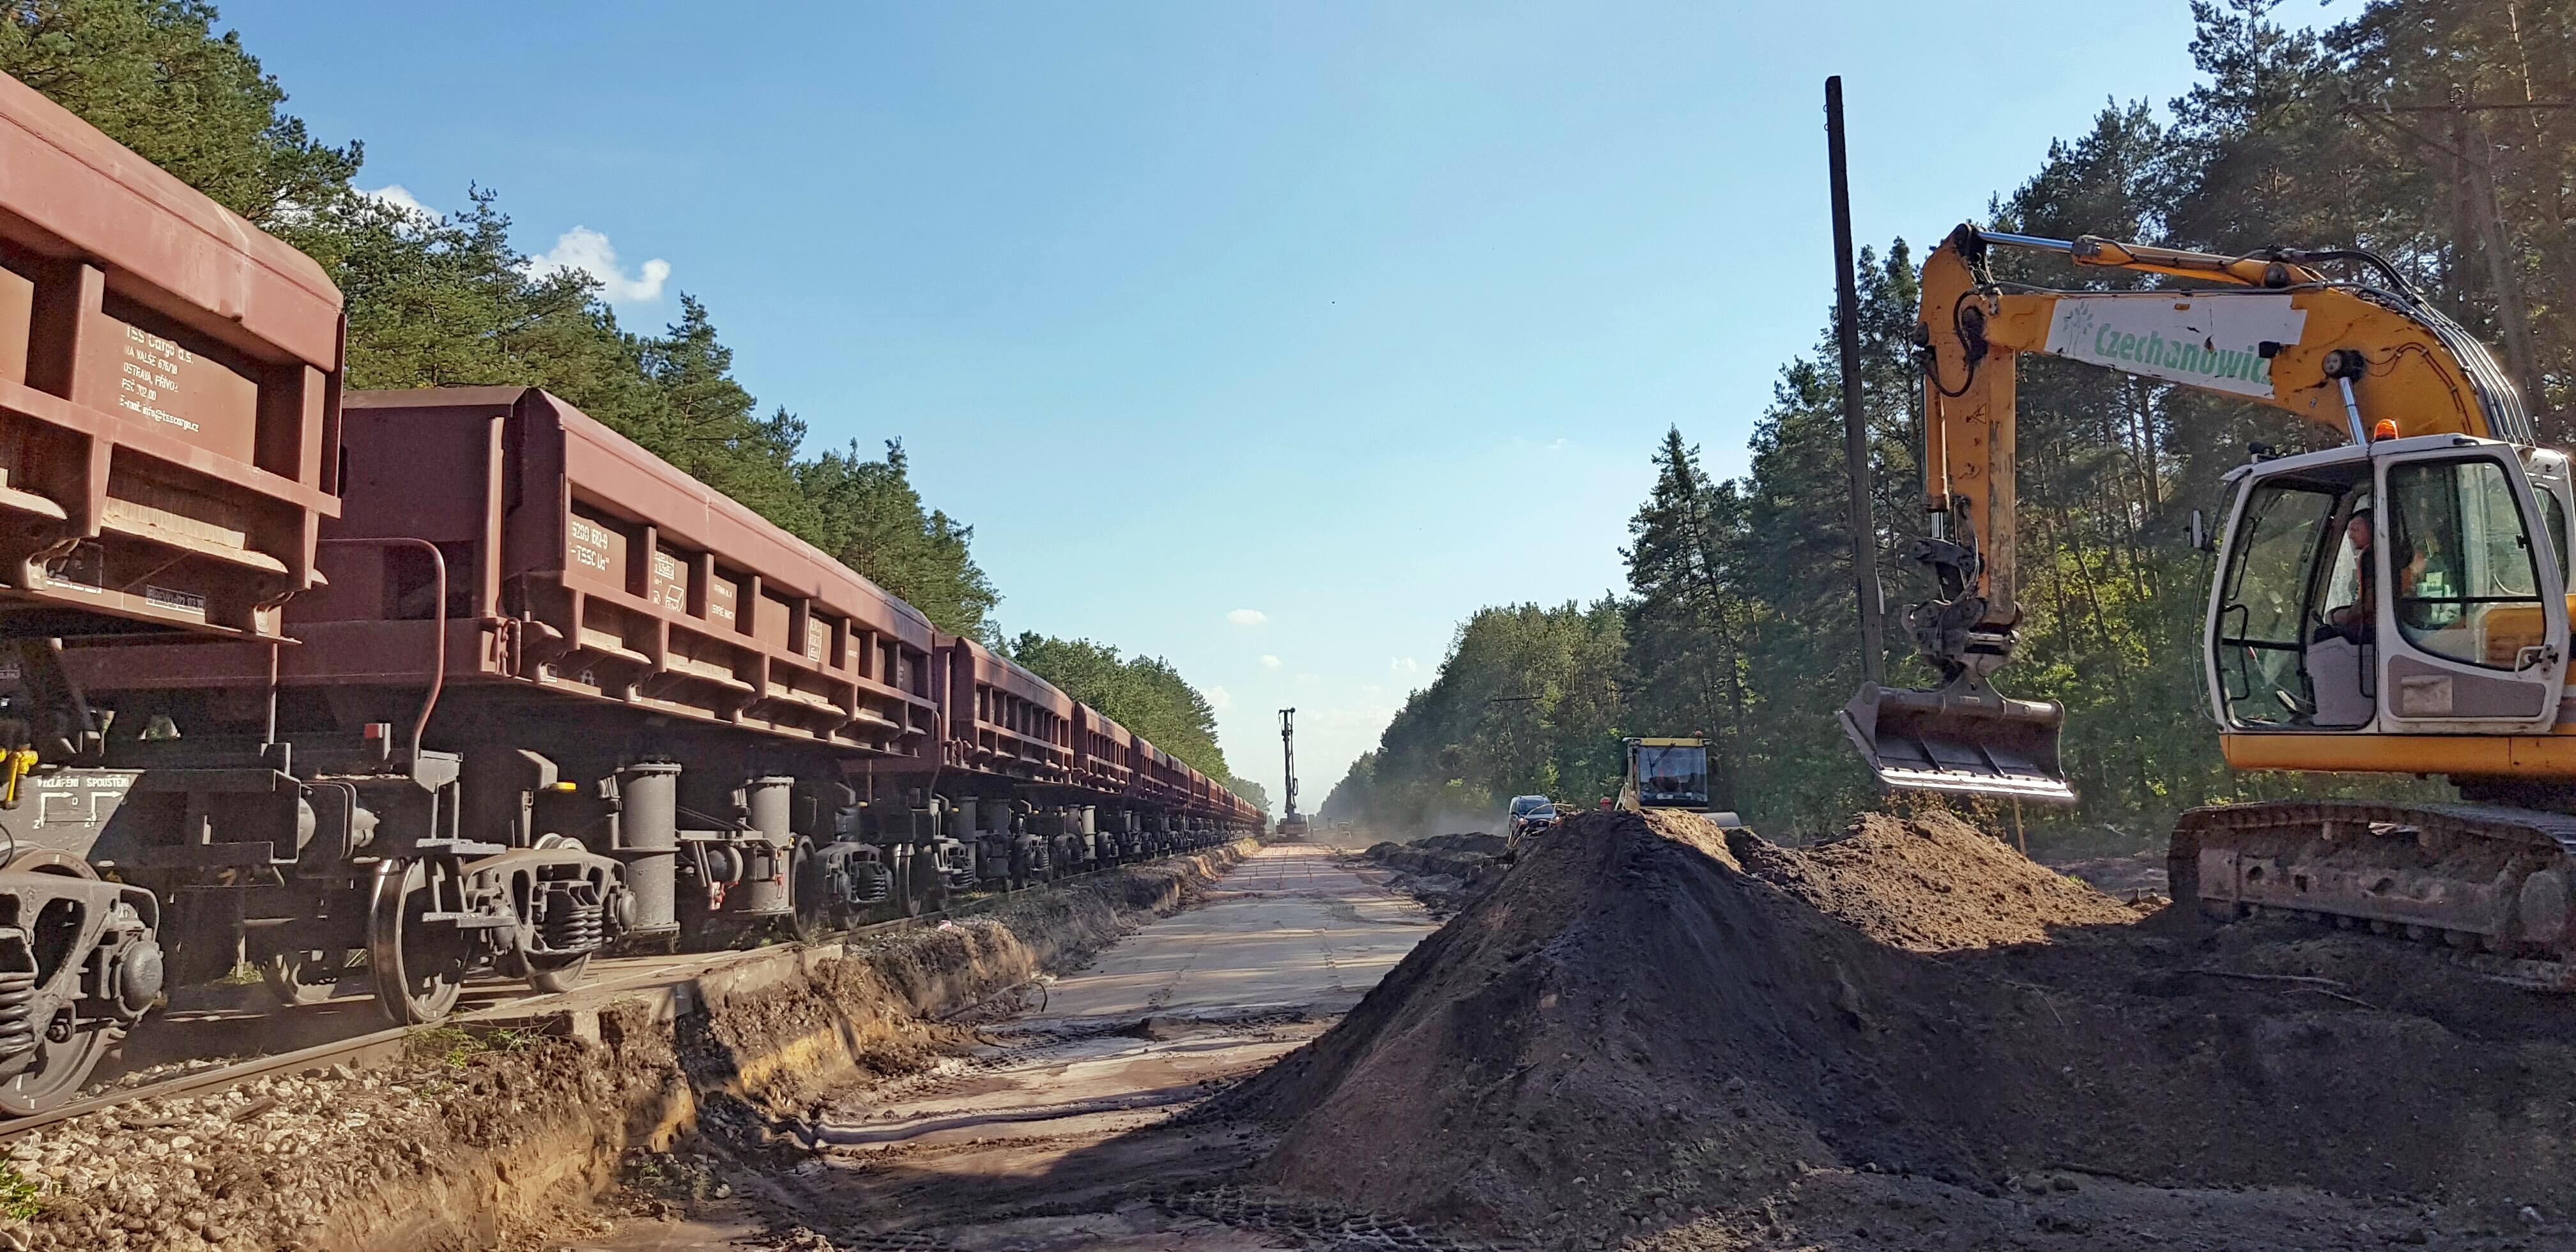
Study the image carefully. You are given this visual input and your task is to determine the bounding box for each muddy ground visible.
[574,813,2576,1251]
[1362,834,1508,918]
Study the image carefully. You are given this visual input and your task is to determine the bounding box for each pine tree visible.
[0,0,358,232]
[1622,428,1746,805]
[803,440,1000,639]
[1008,635,1230,781]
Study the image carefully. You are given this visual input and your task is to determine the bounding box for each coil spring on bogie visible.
[0,960,34,1060]
[539,886,606,955]
[850,864,892,905]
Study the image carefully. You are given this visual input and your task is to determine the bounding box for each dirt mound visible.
[1418,832,1507,857]
[1728,809,2143,950]
[1363,838,1506,920]
[1225,809,2576,1245]
[2050,850,2170,899]
[1367,840,1496,876]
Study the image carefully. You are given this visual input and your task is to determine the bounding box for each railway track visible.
[0,847,1240,1143]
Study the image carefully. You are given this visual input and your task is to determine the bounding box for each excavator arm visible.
[1844,224,2532,800]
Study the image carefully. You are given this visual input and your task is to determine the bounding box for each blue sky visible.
[225,0,2361,810]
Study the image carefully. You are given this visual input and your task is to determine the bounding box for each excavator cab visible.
[2207,436,2570,739]
[1845,434,2575,800]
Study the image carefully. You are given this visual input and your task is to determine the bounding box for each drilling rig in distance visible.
[1277,708,1308,840]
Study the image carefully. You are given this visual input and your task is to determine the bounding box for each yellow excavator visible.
[1843,224,2576,986]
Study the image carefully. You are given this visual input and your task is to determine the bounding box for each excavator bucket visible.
[1839,680,2074,803]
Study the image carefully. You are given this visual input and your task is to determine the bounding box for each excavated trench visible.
[585,842,1446,1250]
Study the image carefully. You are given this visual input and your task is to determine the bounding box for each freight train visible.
[0,74,1259,1113]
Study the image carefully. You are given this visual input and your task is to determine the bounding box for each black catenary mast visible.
[1826,75,1884,684]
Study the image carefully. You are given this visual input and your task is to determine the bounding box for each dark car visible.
[1505,795,1557,850]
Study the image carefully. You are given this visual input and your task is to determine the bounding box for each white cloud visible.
[1390,657,1420,675]
[523,226,671,303]
[1227,609,1269,627]
[360,184,436,220]
[1260,654,1282,670]
[1200,684,1233,711]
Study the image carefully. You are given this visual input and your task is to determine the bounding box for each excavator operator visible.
[2320,508,2377,646]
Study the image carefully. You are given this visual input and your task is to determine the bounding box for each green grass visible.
[403,1025,539,1069]
[211,961,264,988]
[0,1162,41,1221]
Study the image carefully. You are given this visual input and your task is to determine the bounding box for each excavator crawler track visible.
[2172,799,2576,991]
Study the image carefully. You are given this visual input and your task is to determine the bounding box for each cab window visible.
[2213,481,2343,727]
[2388,457,2546,669]
[2535,484,2570,584]
[2319,496,2372,632]
[1636,747,1707,802]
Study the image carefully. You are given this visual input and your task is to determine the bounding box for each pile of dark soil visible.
[1363,834,1509,918]
[1733,811,2143,950]
[1420,832,1508,857]
[2049,850,2170,899]
[1226,809,2576,1249]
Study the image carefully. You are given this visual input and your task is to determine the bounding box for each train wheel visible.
[788,839,833,942]
[0,857,123,1115]
[259,948,354,1008]
[891,851,921,919]
[0,1018,111,1117]
[367,857,469,1025]
[912,846,948,914]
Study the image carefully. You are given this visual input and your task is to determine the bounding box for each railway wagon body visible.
[1185,766,1222,846]
[1127,743,1193,853]
[0,65,1260,1120]
[0,72,344,1111]
[917,635,1080,890]
[855,631,1259,889]
[73,386,947,1018]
